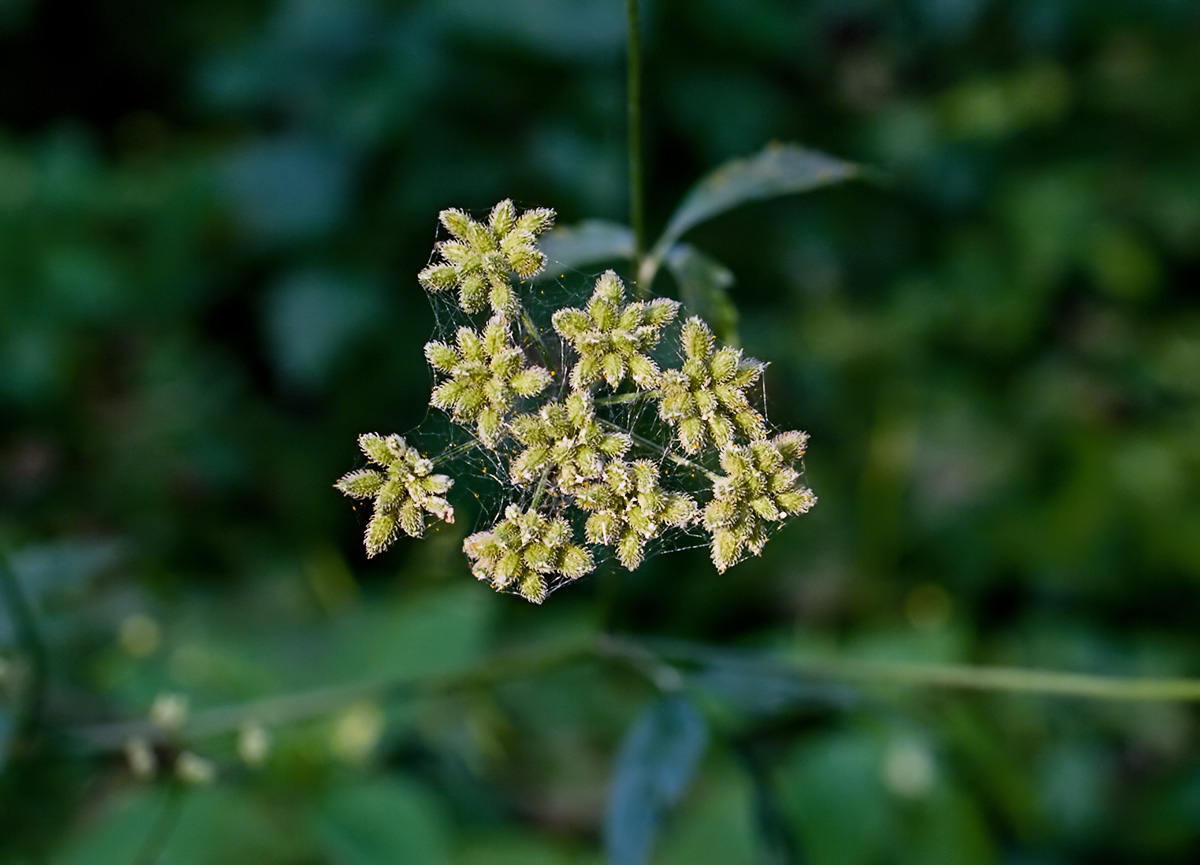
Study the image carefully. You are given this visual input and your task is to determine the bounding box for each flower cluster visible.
[510,391,631,489]
[658,317,767,454]
[463,505,594,603]
[704,432,816,572]
[576,460,697,569]
[425,315,552,446]
[337,201,816,601]
[335,433,455,557]
[552,270,680,389]
[418,199,555,315]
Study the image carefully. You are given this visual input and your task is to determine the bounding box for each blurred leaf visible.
[605,696,708,865]
[664,244,739,344]
[316,777,451,865]
[221,136,353,242]
[323,586,494,684]
[57,788,161,865]
[440,0,624,59]
[778,730,894,865]
[455,833,582,865]
[160,788,294,865]
[645,143,860,278]
[657,765,758,865]
[263,269,383,392]
[538,220,635,278]
[60,787,294,865]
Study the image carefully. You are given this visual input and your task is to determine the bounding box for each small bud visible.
[439,208,473,240]
[150,693,189,732]
[238,722,271,767]
[125,737,157,779]
[176,751,216,785]
[489,199,516,236]
[118,614,162,658]
[331,702,386,765]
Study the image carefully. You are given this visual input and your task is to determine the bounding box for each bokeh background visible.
[3,0,1200,862]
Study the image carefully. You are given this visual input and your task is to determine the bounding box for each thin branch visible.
[625,0,645,278]
[630,637,1200,704]
[431,439,481,467]
[594,390,659,407]
[76,637,595,751]
[74,634,1200,756]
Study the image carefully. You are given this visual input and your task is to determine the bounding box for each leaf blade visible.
[644,143,860,282]
[605,696,708,865]
[536,220,635,279]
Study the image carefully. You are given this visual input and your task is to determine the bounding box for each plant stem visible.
[594,390,659,407]
[623,637,1200,704]
[74,635,1200,753]
[529,465,553,510]
[625,0,645,275]
[76,637,595,750]
[432,439,481,467]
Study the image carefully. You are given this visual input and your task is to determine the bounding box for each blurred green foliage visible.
[3,0,1200,862]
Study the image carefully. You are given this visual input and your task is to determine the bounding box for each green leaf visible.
[657,766,759,865]
[537,220,635,279]
[777,730,894,865]
[316,778,451,865]
[644,143,860,282]
[664,244,739,344]
[59,787,298,865]
[324,585,494,684]
[605,696,708,865]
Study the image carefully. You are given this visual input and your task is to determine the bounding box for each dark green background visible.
[2,0,1200,862]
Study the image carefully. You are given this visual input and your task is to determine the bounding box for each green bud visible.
[489,199,516,236]
[335,469,384,499]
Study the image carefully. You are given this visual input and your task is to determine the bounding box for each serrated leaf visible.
[536,220,635,279]
[665,244,739,344]
[644,143,859,282]
[605,696,708,865]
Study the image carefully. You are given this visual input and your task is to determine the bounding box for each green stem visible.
[596,417,722,482]
[625,0,646,278]
[520,308,554,368]
[74,635,1200,753]
[594,389,659,407]
[76,638,595,750]
[528,465,553,510]
[431,440,480,467]
[619,637,1200,704]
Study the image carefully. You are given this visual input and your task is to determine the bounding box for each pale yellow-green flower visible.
[704,431,815,572]
[463,504,595,603]
[552,270,679,390]
[335,433,455,557]
[575,460,697,569]
[657,317,767,454]
[426,315,552,446]
[418,199,555,315]
[509,390,631,491]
